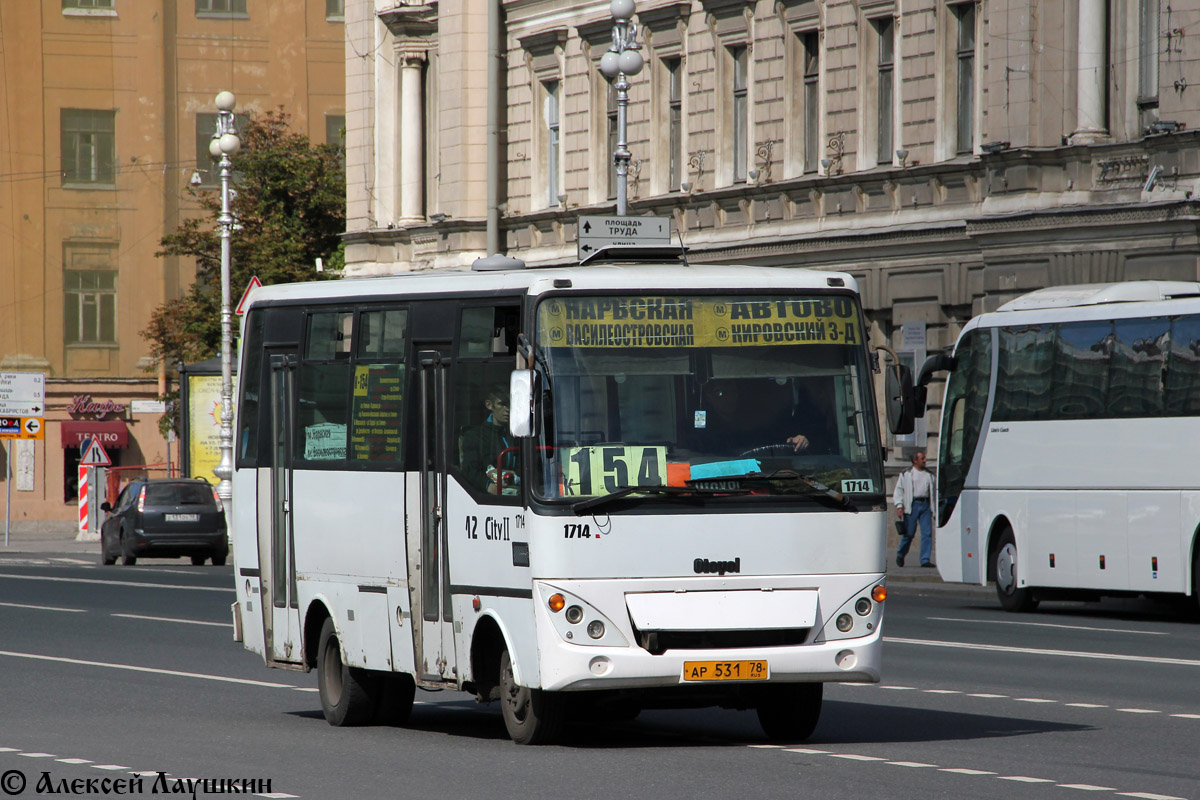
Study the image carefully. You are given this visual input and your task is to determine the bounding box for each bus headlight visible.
[565,605,584,624]
[836,614,854,632]
[854,597,872,616]
[537,583,628,647]
[587,620,606,639]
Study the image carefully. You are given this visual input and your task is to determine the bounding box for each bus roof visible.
[995,281,1200,312]
[243,264,860,309]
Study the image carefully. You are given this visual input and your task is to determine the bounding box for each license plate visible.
[165,514,199,522]
[682,660,769,682]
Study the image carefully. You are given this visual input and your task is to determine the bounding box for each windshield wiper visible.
[570,484,746,515]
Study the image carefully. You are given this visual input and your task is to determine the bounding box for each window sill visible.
[60,183,118,191]
[65,343,119,349]
[196,11,249,20]
[63,8,118,17]
[326,14,345,22]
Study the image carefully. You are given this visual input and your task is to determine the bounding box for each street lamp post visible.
[598,0,643,216]
[209,91,240,519]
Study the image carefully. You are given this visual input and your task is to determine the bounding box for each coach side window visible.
[297,311,353,461]
[993,325,1053,421]
[1108,317,1167,417]
[1165,314,1200,415]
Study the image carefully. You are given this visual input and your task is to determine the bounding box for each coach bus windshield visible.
[530,294,884,506]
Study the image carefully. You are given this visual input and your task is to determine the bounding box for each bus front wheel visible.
[993,529,1038,612]
[499,648,565,745]
[757,682,822,741]
[317,617,378,726]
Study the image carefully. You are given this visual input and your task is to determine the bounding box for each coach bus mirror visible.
[885,362,916,435]
[509,369,539,438]
[914,354,957,415]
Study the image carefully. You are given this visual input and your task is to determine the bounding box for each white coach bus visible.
[917,281,1200,613]
[230,258,911,744]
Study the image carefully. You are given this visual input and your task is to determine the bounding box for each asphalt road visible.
[0,556,1197,800]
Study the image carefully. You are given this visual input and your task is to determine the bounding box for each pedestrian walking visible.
[893,450,936,567]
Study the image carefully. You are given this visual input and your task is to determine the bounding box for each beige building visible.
[0,0,345,528]
[344,0,1200,459]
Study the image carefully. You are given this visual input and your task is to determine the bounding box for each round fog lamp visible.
[854,597,872,616]
[587,620,605,639]
[565,605,584,624]
[835,613,854,633]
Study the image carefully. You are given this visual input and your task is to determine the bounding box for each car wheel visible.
[316,617,378,726]
[100,537,116,566]
[191,556,207,566]
[120,532,136,566]
[500,648,566,745]
[757,682,823,741]
[993,527,1038,612]
[211,553,227,567]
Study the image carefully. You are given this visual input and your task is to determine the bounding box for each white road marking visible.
[783,748,830,754]
[111,613,232,628]
[20,753,56,758]
[291,687,319,693]
[888,761,937,768]
[828,754,886,761]
[926,616,1169,636]
[1066,703,1108,708]
[998,776,1055,783]
[1116,708,1160,714]
[49,558,95,566]
[0,748,19,753]
[886,636,1200,667]
[749,744,783,748]
[923,689,961,694]
[0,649,299,689]
[92,765,131,771]
[0,601,86,613]
[1015,698,1056,703]
[878,685,916,690]
[939,768,996,775]
[56,759,92,764]
[0,573,231,593]
[256,793,299,798]
[1059,785,1116,792]
[1117,793,1187,799]
[967,693,1008,698]
[1170,713,1200,719]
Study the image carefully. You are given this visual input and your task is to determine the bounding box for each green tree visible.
[142,110,344,432]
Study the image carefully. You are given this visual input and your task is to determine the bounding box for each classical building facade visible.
[345,0,1200,461]
[0,1,345,527]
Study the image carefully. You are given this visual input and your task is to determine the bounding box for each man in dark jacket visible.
[460,383,519,495]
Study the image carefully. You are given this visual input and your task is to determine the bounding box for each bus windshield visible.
[531,293,884,504]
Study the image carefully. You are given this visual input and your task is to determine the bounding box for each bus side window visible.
[1166,314,1200,415]
[236,309,266,468]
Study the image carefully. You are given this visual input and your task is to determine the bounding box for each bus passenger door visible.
[261,350,302,666]
[415,348,457,681]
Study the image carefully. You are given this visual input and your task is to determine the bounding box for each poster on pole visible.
[186,372,237,483]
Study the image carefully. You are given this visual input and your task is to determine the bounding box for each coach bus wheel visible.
[993,529,1038,613]
[499,648,565,745]
[757,682,823,741]
[374,672,416,725]
[317,617,378,726]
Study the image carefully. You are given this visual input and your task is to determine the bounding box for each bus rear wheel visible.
[993,529,1038,612]
[499,648,565,745]
[317,617,378,726]
[757,682,823,741]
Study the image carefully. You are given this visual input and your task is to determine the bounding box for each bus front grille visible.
[634,627,812,655]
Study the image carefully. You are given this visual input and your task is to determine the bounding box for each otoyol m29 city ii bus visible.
[230,260,911,744]
[916,281,1200,613]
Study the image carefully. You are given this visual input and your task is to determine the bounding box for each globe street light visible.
[598,0,643,216]
[209,91,240,519]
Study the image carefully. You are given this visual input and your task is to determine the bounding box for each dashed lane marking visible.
[997,776,1056,783]
[0,649,300,689]
[0,601,86,613]
[111,613,232,628]
[940,769,996,775]
[0,573,231,593]
[1116,709,1160,714]
[56,759,91,764]
[926,617,1169,636]
[885,636,1200,668]
[1059,785,1116,792]
[1118,793,1188,799]
[1016,698,1057,703]
[828,754,887,761]
[19,753,56,758]
[91,765,131,771]
[888,761,938,768]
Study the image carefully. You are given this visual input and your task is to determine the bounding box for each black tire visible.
[120,533,136,566]
[993,528,1038,612]
[191,555,207,566]
[757,682,823,741]
[375,672,417,725]
[316,618,378,726]
[100,538,116,566]
[211,552,227,567]
[500,648,566,745]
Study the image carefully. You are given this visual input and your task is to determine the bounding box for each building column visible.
[1070,0,1108,144]
[399,50,425,223]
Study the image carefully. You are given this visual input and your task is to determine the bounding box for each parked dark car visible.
[100,478,228,566]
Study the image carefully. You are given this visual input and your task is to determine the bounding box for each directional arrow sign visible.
[0,371,46,416]
[577,215,672,262]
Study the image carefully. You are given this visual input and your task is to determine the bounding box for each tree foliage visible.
[142,109,345,371]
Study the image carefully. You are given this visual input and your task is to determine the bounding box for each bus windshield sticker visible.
[841,478,874,493]
[539,297,861,349]
[562,445,668,497]
[304,422,347,460]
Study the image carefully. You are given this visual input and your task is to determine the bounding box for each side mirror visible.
[914,354,958,415]
[100,502,112,513]
[885,362,916,435]
[509,369,539,438]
